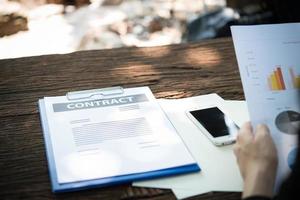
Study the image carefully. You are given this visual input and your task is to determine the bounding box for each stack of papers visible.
[39,86,199,193]
[39,85,249,198]
[133,94,250,199]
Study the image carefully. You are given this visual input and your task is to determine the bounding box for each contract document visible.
[38,86,199,192]
[231,23,300,191]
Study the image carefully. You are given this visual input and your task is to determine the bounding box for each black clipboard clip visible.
[66,86,124,100]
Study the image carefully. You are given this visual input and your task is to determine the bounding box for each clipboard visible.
[66,86,124,100]
[38,86,200,193]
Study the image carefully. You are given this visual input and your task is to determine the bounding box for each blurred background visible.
[0,0,299,59]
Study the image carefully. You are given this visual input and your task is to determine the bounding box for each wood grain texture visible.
[0,37,243,200]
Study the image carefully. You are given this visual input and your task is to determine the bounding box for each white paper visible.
[133,95,249,199]
[43,86,196,184]
[172,188,210,200]
[231,23,300,190]
[171,100,249,199]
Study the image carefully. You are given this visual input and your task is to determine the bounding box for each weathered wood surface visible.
[0,37,244,200]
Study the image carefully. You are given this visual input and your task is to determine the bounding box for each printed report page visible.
[231,23,300,190]
[43,87,196,184]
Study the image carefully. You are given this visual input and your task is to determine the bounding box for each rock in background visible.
[0,0,28,37]
[0,13,28,37]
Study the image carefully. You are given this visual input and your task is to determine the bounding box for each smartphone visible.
[186,106,239,146]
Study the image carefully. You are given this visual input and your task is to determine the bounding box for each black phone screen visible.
[190,107,239,138]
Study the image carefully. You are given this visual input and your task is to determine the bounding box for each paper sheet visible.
[42,86,197,184]
[231,23,300,190]
[133,95,249,199]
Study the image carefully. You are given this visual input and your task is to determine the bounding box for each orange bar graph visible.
[276,67,286,90]
[289,68,300,89]
[268,67,286,91]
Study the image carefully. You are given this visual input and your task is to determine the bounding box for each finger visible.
[238,122,252,135]
[255,124,270,139]
[243,121,253,132]
[233,144,240,157]
[233,144,240,163]
[237,122,254,144]
[255,124,275,147]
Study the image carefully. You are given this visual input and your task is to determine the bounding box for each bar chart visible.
[267,67,286,91]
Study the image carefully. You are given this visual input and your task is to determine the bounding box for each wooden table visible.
[0,37,244,200]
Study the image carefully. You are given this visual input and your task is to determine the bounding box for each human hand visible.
[233,122,278,198]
